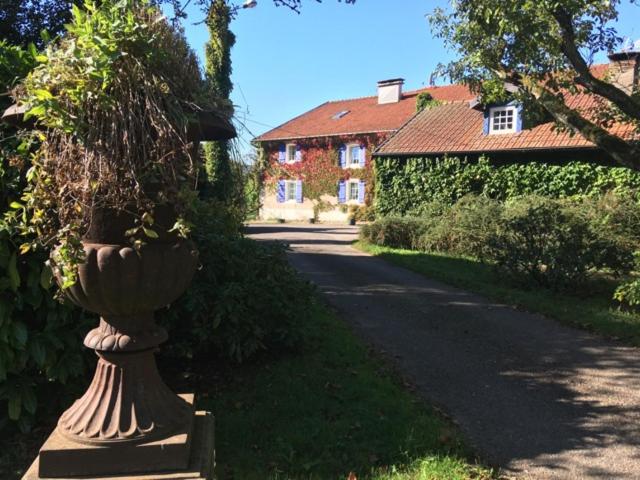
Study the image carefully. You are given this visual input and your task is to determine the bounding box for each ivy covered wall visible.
[374,155,640,217]
[259,132,388,211]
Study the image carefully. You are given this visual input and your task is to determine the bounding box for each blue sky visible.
[174,0,640,157]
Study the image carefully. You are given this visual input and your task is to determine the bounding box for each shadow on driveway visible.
[248,223,640,480]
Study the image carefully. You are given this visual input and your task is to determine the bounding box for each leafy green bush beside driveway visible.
[361,194,637,293]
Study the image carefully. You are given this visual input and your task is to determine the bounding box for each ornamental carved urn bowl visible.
[56,241,198,445]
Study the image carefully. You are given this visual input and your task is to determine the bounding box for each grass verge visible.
[355,240,640,346]
[188,302,492,480]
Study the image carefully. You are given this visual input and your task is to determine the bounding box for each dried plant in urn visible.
[13,0,234,476]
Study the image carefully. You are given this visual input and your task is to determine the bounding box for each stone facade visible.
[257,133,386,223]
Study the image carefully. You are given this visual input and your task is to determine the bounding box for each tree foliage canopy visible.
[430,0,640,169]
[0,0,78,48]
[0,0,356,49]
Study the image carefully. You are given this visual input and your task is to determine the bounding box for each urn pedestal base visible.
[22,397,215,480]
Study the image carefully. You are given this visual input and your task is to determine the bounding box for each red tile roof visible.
[375,88,639,156]
[254,84,475,142]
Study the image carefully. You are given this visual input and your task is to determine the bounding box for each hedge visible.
[374,156,640,216]
[0,41,90,433]
[361,194,638,292]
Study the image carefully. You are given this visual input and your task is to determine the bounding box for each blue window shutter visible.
[339,145,347,168]
[338,180,346,203]
[516,104,523,132]
[358,180,366,204]
[483,110,490,135]
[295,179,303,203]
[295,145,302,162]
[278,144,286,163]
[277,180,285,203]
[360,145,366,167]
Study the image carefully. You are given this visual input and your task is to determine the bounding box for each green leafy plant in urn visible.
[6,0,235,477]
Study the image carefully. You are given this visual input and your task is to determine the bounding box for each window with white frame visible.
[286,144,297,163]
[489,106,518,134]
[347,179,360,202]
[346,144,361,168]
[285,180,297,202]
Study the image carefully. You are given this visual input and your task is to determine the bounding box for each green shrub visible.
[593,195,640,308]
[0,41,90,433]
[363,196,501,258]
[614,278,640,307]
[160,199,314,363]
[374,156,640,216]
[485,196,634,291]
[581,192,640,248]
[614,252,640,308]
[415,195,501,258]
[360,217,430,250]
[364,193,636,293]
[352,205,376,222]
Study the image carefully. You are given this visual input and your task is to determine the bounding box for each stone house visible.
[255,51,639,222]
[253,79,474,222]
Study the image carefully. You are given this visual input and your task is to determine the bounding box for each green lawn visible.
[5,302,492,480]
[190,303,493,480]
[355,241,640,346]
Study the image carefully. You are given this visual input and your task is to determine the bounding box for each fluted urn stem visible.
[58,349,191,445]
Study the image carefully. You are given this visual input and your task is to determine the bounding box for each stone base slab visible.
[23,403,214,480]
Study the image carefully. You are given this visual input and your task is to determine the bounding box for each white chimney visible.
[377,78,404,104]
[608,49,640,94]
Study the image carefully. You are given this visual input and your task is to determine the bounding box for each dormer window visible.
[489,106,518,134]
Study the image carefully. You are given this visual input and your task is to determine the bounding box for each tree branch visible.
[519,74,640,169]
[553,7,640,122]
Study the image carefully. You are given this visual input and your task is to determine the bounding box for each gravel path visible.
[247,223,640,480]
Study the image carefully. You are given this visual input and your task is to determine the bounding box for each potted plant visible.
[347,206,358,225]
[309,202,321,224]
[9,1,235,476]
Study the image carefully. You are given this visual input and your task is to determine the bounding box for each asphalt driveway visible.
[247,223,640,480]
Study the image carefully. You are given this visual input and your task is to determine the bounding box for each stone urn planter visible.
[4,104,236,479]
